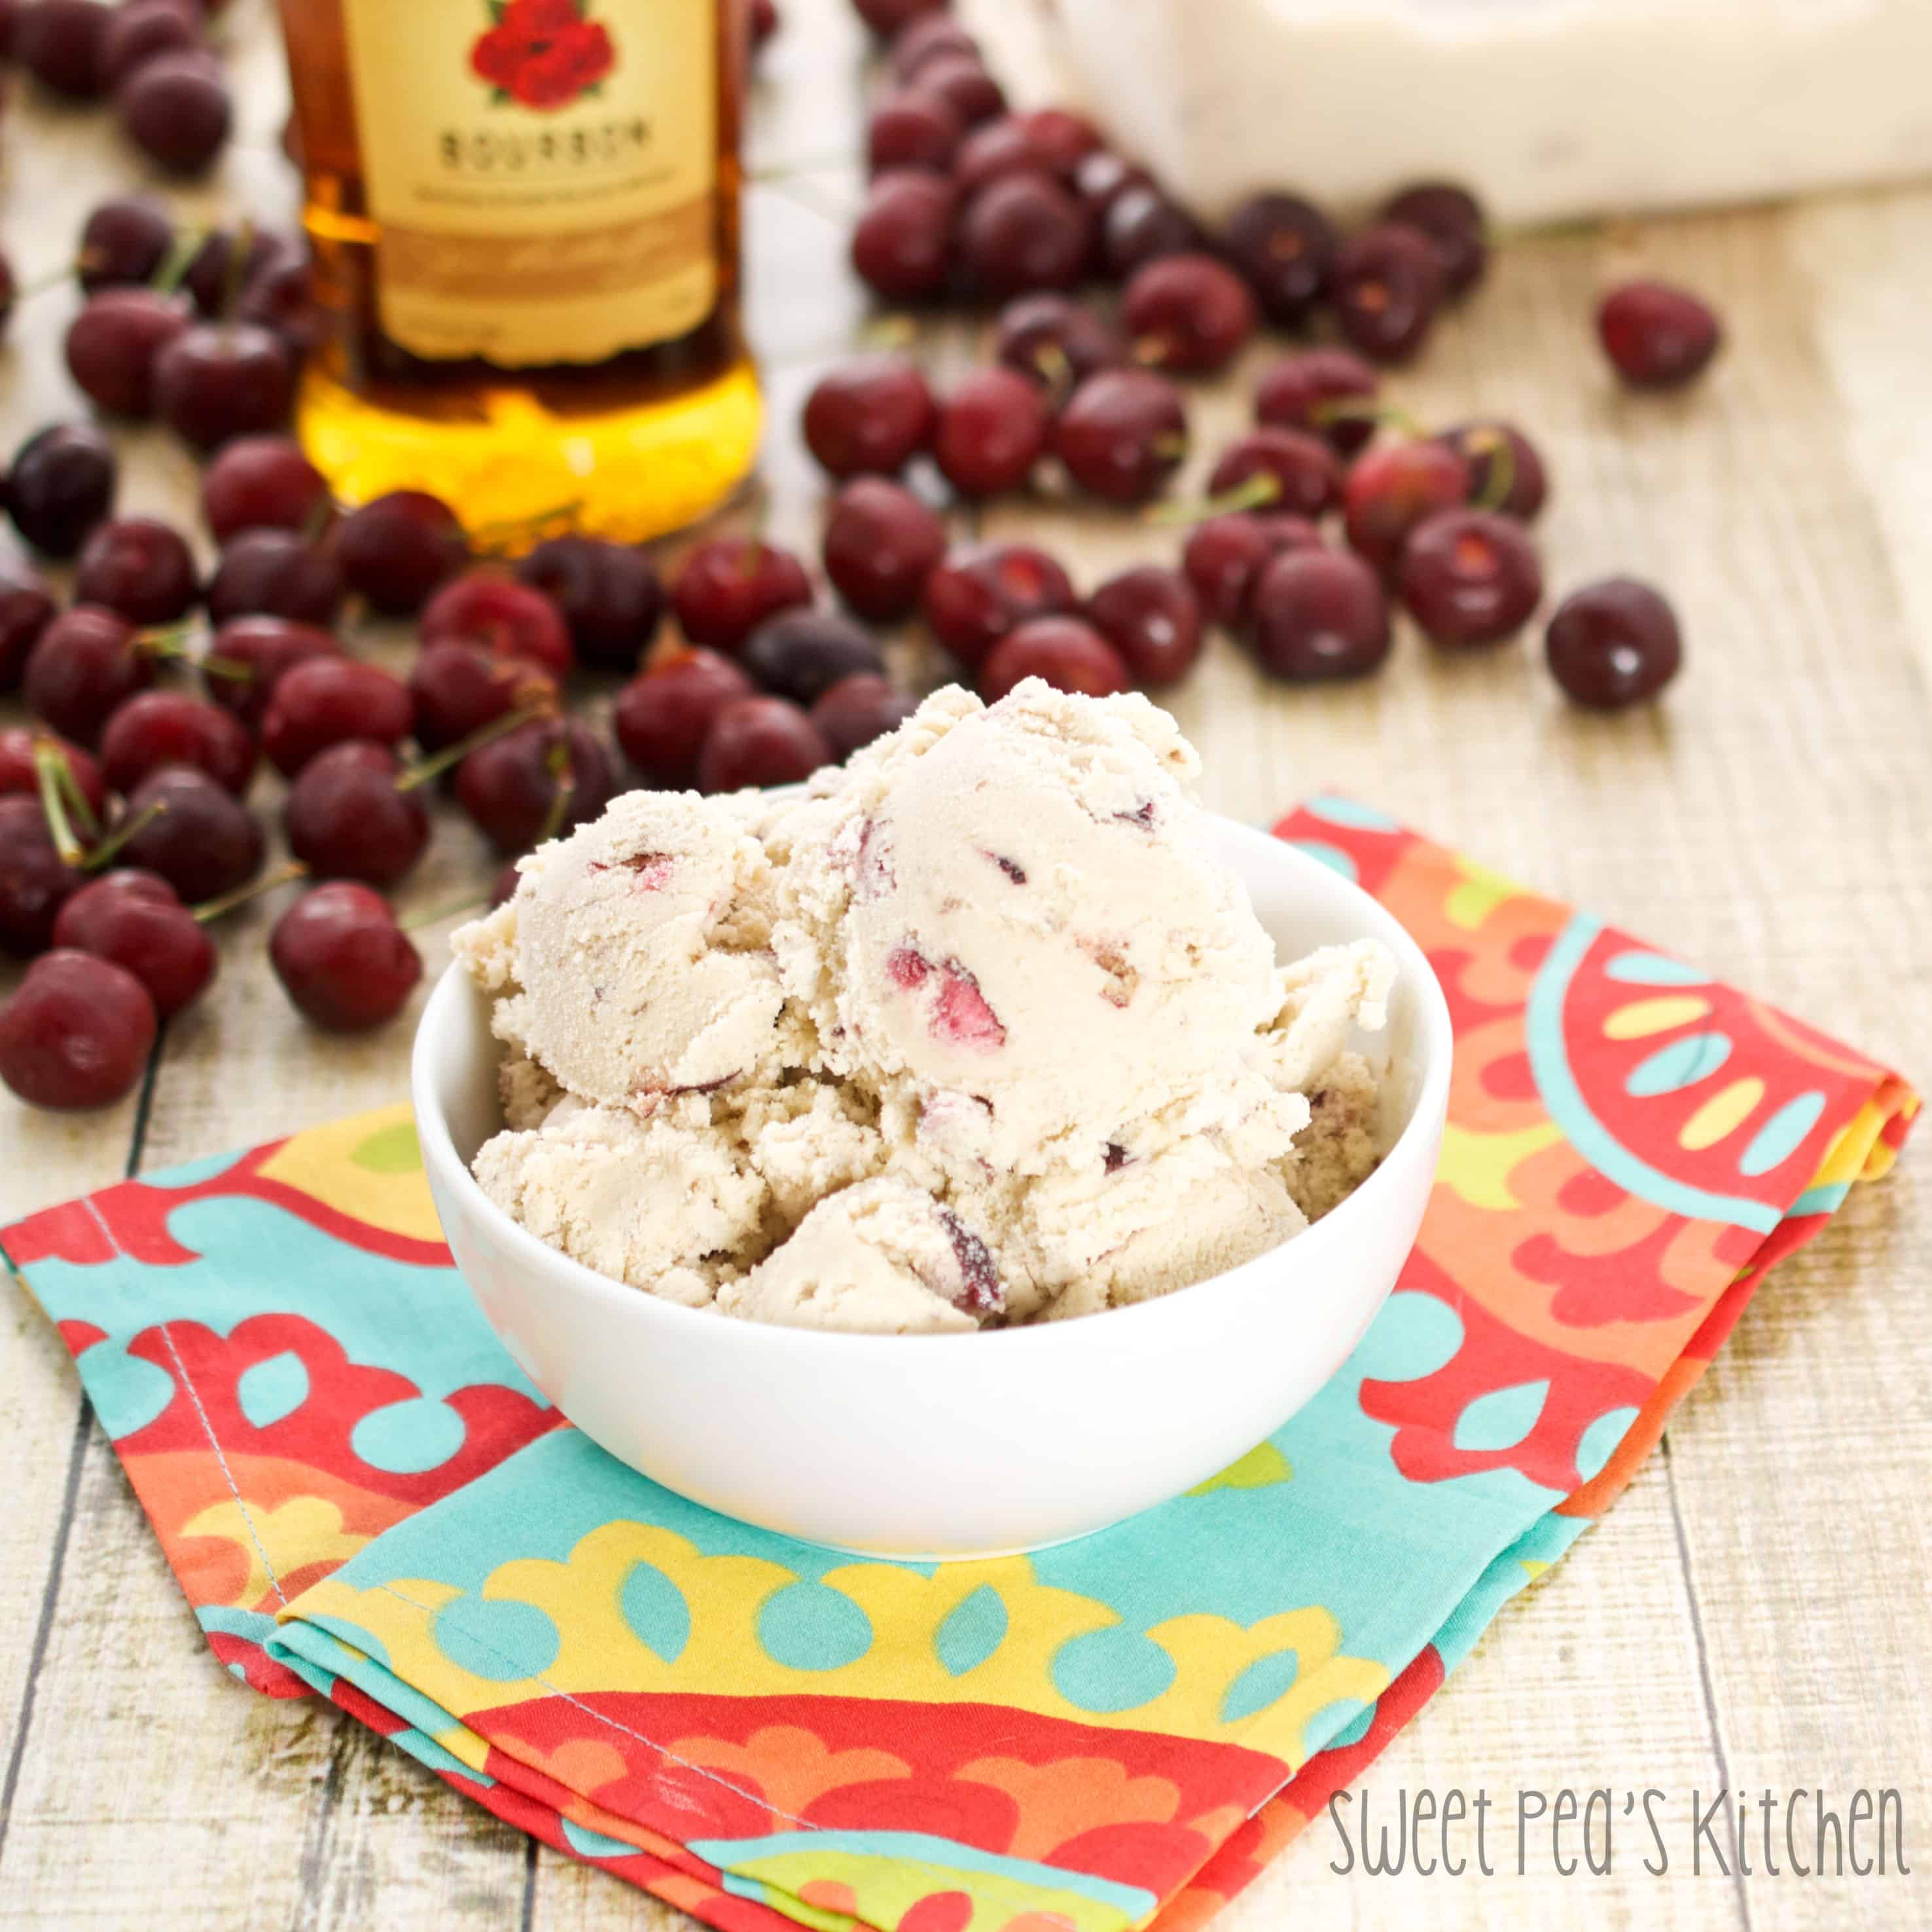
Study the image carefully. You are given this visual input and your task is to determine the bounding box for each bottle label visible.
[340,0,718,367]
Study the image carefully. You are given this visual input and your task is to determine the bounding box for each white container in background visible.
[961,0,1932,226]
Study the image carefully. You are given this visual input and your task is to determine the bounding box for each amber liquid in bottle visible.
[277,0,760,545]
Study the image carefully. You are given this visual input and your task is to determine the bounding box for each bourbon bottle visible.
[277,0,759,544]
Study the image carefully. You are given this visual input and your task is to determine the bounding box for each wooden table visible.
[3,1,1928,1926]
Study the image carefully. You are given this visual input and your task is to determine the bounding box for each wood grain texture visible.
[1,0,1927,1925]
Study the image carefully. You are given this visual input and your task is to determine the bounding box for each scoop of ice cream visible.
[1288,1050,1384,1221]
[484,791,791,1109]
[775,679,1283,1172]
[720,1177,1004,1334]
[474,1096,766,1306]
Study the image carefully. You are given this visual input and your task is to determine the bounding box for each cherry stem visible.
[399,891,489,933]
[198,651,253,683]
[34,744,89,867]
[299,495,336,545]
[1311,398,1425,440]
[192,859,308,924]
[151,223,209,298]
[82,799,168,873]
[535,736,579,846]
[1470,431,1518,514]
[1143,471,1281,528]
[859,312,919,351]
[19,261,82,300]
[1028,341,1076,410]
[395,702,550,793]
[219,215,256,320]
[132,619,203,663]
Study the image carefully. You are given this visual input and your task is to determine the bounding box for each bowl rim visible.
[411,818,1452,1359]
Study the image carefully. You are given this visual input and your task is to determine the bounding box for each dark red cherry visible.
[1018,107,1101,175]
[1101,186,1202,280]
[670,535,812,652]
[100,690,255,798]
[854,0,946,38]
[7,421,118,558]
[1433,420,1548,521]
[117,49,232,177]
[980,617,1130,703]
[0,796,87,959]
[52,870,215,1018]
[270,883,423,1033]
[118,764,265,903]
[922,544,1075,670]
[1222,192,1338,327]
[408,641,558,756]
[1597,281,1722,389]
[15,0,113,99]
[204,528,346,627]
[1545,578,1683,709]
[22,605,152,747]
[851,170,957,302]
[261,656,414,779]
[1379,183,1487,298]
[152,322,297,451]
[101,0,199,88]
[1122,253,1257,374]
[1072,150,1149,220]
[934,367,1049,499]
[821,476,947,619]
[1084,566,1203,689]
[910,52,1003,126]
[810,675,918,759]
[514,535,662,672]
[201,435,331,543]
[63,287,192,418]
[613,647,755,787]
[1342,439,1471,575]
[455,717,615,854]
[867,88,961,174]
[887,13,976,80]
[0,561,58,692]
[0,727,107,821]
[1249,550,1392,683]
[1181,513,1324,632]
[952,116,1052,199]
[802,355,935,478]
[1053,368,1188,505]
[956,171,1090,298]
[419,571,573,677]
[202,616,342,731]
[77,195,174,292]
[283,740,430,889]
[73,516,200,626]
[993,293,1124,391]
[335,490,469,615]
[742,609,887,705]
[696,696,831,792]
[1208,429,1342,520]
[1397,509,1543,647]
[0,951,156,1110]
[1331,224,1445,364]
[1253,349,1381,458]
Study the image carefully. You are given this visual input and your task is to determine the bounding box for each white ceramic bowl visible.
[412,817,1452,1560]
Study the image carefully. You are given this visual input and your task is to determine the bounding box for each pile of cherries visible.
[0,426,929,1111]
[819,0,1713,700]
[3,0,237,179]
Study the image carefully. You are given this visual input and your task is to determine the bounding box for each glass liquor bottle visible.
[277,0,760,544]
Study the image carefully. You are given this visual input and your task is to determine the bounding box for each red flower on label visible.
[469,0,616,112]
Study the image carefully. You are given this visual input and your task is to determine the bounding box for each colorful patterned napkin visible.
[4,799,1916,1932]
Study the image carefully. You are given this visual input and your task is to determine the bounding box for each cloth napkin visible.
[5,797,1916,1932]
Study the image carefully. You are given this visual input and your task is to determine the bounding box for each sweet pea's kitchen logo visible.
[469,0,616,111]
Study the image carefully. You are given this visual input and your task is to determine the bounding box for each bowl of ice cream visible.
[412,681,1451,1557]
